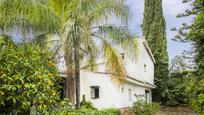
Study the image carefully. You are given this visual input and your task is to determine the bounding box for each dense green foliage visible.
[165,71,193,106]
[80,95,96,110]
[172,0,204,114]
[162,55,194,106]
[143,0,169,104]
[132,96,160,115]
[0,36,62,114]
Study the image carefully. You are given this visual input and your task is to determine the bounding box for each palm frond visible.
[60,19,75,75]
[87,0,129,24]
[94,24,139,60]
[0,0,59,35]
[102,40,126,83]
[49,0,81,24]
[80,37,98,71]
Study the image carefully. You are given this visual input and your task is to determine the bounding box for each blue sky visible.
[11,0,192,61]
[126,0,193,61]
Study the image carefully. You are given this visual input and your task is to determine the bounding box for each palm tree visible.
[49,0,139,108]
[0,0,139,108]
[0,0,59,39]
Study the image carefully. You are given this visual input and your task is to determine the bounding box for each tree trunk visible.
[64,50,76,105]
[74,45,80,108]
[66,76,75,105]
[74,32,80,108]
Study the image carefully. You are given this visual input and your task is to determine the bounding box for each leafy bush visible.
[44,105,119,115]
[165,71,192,106]
[78,95,119,114]
[187,78,204,114]
[38,98,73,115]
[170,70,204,114]
[80,95,96,110]
[0,36,62,114]
[132,95,160,115]
[40,94,119,115]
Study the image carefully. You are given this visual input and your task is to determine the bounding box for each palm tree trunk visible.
[66,75,75,105]
[64,50,76,105]
[74,45,80,108]
[73,25,80,108]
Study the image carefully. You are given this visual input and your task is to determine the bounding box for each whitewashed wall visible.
[80,70,152,109]
[80,39,154,109]
[124,39,155,84]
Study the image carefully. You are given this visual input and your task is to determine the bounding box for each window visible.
[90,86,99,99]
[121,87,124,93]
[144,64,147,72]
[120,53,125,60]
[128,89,132,101]
[145,90,150,102]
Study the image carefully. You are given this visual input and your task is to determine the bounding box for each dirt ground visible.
[157,106,198,115]
[119,106,198,115]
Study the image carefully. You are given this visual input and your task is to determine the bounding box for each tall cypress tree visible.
[142,0,169,104]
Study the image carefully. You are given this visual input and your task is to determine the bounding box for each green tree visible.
[163,54,195,106]
[167,71,193,106]
[0,36,62,114]
[172,0,204,113]
[49,0,138,108]
[142,0,169,104]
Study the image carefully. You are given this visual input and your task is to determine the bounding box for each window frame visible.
[90,86,100,99]
[145,90,150,102]
[128,89,132,101]
[144,64,147,72]
[121,87,124,93]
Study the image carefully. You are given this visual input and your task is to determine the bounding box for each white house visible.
[57,37,156,109]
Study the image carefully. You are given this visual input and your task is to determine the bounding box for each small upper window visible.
[120,53,125,60]
[121,87,124,93]
[90,86,99,99]
[144,64,147,72]
[128,89,132,101]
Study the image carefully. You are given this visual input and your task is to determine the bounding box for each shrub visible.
[132,95,160,115]
[188,78,204,114]
[42,94,119,115]
[39,98,73,115]
[44,105,119,115]
[80,95,96,110]
[163,71,193,106]
[0,36,62,114]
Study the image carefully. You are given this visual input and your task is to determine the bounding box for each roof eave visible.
[142,37,156,64]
